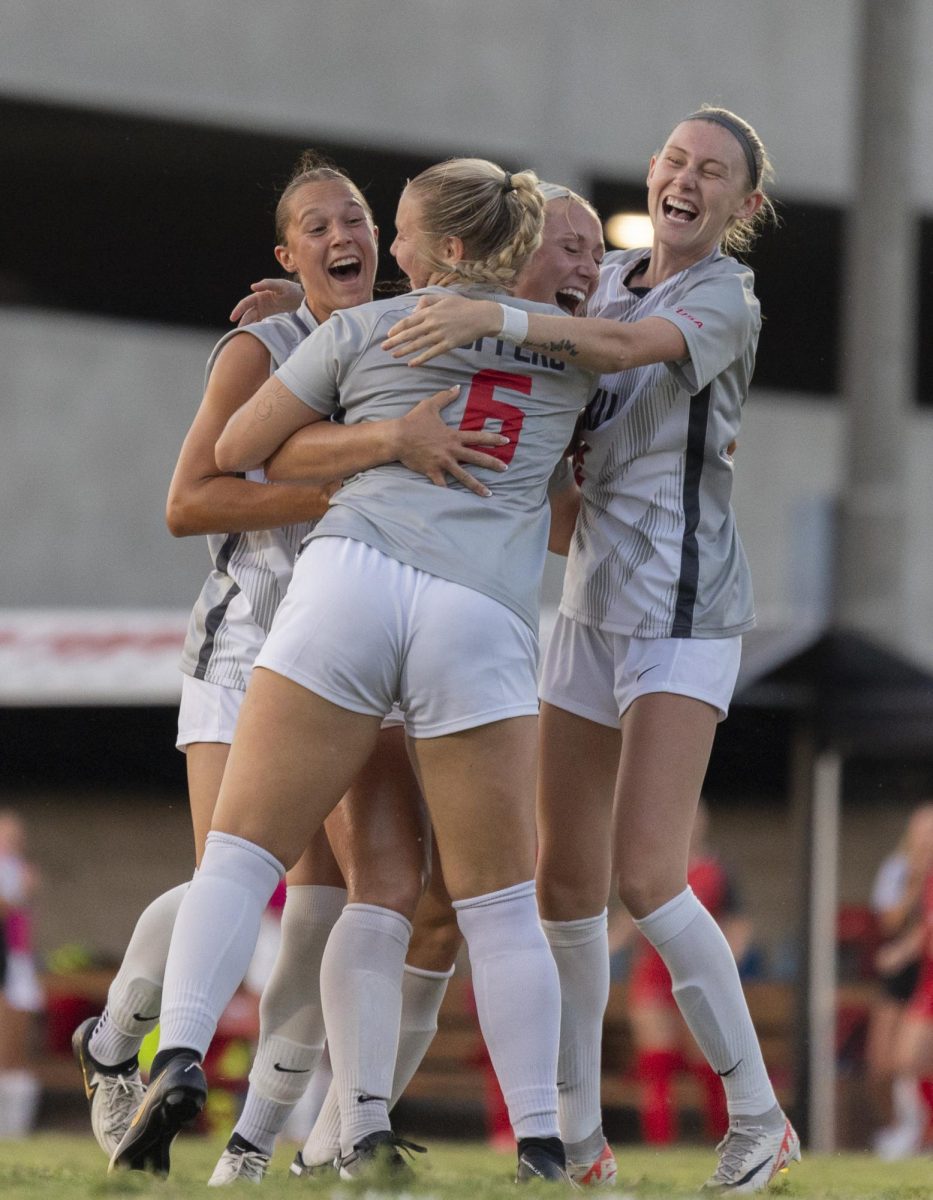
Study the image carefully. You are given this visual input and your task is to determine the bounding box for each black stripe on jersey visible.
[194,532,242,680]
[672,384,711,637]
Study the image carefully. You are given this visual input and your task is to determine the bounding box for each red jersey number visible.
[458,369,531,466]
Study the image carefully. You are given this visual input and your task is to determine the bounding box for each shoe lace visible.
[101,1072,144,1137]
[231,1149,270,1180]
[390,1136,427,1162]
[712,1124,762,1181]
[342,1133,427,1170]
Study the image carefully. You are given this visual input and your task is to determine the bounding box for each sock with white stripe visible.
[158,832,284,1057]
[540,909,609,1148]
[455,881,561,1140]
[89,881,191,1067]
[320,903,412,1154]
[634,887,777,1118]
[233,884,347,1155]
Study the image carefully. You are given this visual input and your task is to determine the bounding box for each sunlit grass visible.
[0,1134,929,1199]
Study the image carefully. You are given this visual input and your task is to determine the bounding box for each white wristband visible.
[497,303,529,345]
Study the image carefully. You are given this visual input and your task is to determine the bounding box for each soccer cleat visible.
[289,1149,338,1178]
[108,1051,207,1176]
[516,1138,575,1185]
[208,1144,271,1185]
[71,1015,146,1156]
[567,1140,618,1187]
[337,1130,427,1180]
[702,1114,801,1193]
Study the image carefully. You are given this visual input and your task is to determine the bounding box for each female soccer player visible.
[111,159,594,1184]
[382,108,800,1193]
[255,181,608,1186]
[72,154,502,1171]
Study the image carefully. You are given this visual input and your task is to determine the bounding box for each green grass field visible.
[0,1135,930,1200]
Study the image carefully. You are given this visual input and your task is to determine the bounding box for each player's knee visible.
[408,911,461,973]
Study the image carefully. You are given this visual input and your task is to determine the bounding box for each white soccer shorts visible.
[539,611,741,726]
[255,536,539,738]
[176,673,244,750]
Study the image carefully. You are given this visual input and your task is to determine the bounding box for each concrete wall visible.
[3,0,932,203]
[6,304,933,665]
[0,309,212,608]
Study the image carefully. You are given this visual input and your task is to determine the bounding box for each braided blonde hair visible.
[405,158,545,289]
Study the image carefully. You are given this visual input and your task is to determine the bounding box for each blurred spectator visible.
[866,802,933,1159]
[0,810,43,1137]
[608,799,764,1145]
[877,801,933,1156]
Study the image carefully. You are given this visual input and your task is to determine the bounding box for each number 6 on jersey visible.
[458,369,531,466]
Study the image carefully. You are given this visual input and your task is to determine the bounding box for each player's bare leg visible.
[111,670,382,1176]
[411,716,568,1182]
[617,693,796,1192]
[536,702,620,1184]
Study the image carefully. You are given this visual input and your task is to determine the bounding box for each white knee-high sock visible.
[233,885,347,1154]
[301,963,454,1164]
[634,887,777,1118]
[89,881,190,1067]
[541,910,609,1147]
[455,881,561,1141]
[390,963,454,1106]
[158,832,284,1058]
[302,1073,342,1167]
[320,903,412,1154]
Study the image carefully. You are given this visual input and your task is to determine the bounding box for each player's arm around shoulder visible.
[383,293,687,376]
[166,333,330,536]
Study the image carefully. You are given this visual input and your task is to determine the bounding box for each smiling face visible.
[390,187,431,288]
[274,179,378,322]
[389,186,461,289]
[514,198,604,314]
[647,120,762,269]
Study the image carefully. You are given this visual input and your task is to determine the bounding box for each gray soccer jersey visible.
[276,287,594,632]
[178,303,320,688]
[561,247,759,639]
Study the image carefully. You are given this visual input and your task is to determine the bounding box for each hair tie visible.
[684,110,760,187]
[501,173,515,194]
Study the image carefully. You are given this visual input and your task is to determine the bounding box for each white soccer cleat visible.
[567,1140,618,1187]
[71,1015,146,1156]
[703,1113,801,1193]
[208,1144,271,1185]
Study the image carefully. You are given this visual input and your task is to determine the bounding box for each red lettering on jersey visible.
[675,306,703,329]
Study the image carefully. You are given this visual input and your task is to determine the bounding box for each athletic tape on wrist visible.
[497,304,529,345]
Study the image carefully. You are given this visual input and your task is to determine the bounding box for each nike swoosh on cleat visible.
[716,1058,743,1077]
[274,1063,311,1073]
[133,1012,160,1022]
[636,664,661,681]
[734,1154,774,1188]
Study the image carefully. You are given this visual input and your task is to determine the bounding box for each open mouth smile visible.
[555,286,586,315]
[329,255,363,281]
[662,197,698,223]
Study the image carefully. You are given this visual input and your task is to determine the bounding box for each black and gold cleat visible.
[108,1051,207,1177]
